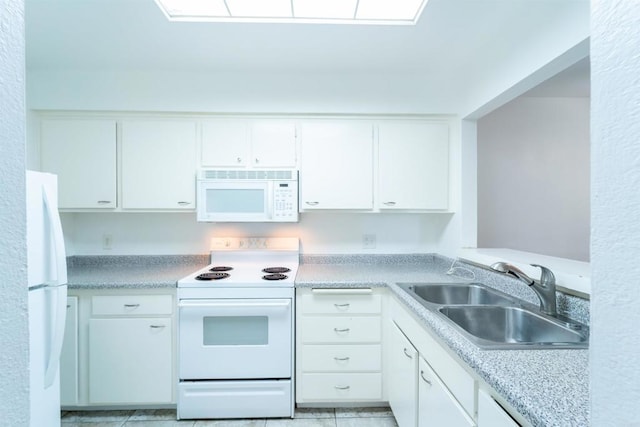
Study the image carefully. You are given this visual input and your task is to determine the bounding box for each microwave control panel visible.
[273,182,298,221]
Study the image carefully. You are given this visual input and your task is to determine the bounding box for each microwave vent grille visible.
[201,170,294,180]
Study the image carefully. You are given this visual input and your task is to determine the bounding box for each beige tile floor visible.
[61,407,398,427]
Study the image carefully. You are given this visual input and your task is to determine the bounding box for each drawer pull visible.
[420,370,432,386]
[311,288,372,295]
[150,325,166,329]
[334,385,350,390]
[305,201,319,206]
[124,304,140,308]
[334,303,350,309]
[334,357,350,362]
[177,201,191,206]
[97,200,112,204]
[334,328,350,333]
[403,348,413,359]
[383,201,397,206]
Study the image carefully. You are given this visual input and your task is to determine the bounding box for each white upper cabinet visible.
[299,121,374,210]
[377,121,450,210]
[201,119,297,168]
[41,119,117,209]
[121,120,197,210]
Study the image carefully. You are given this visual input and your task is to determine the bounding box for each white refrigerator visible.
[26,171,68,427]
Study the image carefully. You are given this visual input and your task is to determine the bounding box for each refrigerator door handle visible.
[44,285,67,388]
[42,182,67,285]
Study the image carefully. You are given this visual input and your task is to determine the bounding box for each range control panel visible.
[210,237,300,251]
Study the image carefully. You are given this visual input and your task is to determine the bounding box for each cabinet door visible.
[388,321,418,427]
[122,120,196,209]
[478,389,519,427]
[300,121,373,210]
[89,317,172,404]
[418,357,475,427]
[250,120,297,168]
[41,119,116,209]
[60,296,78,406]
[201,120,250,167]
[378,121,449,210]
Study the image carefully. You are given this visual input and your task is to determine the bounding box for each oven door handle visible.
[178,299,291,310]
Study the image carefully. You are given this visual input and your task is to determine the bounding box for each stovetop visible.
[177,237,299,288]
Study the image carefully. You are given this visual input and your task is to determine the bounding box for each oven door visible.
[178,298,292,380]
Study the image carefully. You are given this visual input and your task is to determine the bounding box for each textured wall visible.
[591,1,640,425]
[477,97,590,261]
[0,0,30,424]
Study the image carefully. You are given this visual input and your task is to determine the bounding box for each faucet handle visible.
[530,264,555,286]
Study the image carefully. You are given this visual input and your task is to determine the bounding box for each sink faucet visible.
[490,262,557,316]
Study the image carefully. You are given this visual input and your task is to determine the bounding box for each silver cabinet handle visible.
[124,304,140,308]
[420,370,432,386]
[255,158,260,164]
[334,303,350,309]
[403,348,413,359]
[334,328,350,333]
[334,385,350,390]
[150,325,166,329]
[177,201,191,206]
[334,357,350,362]
[237,157,242,163]
[97,200,112,204]
[305,201,319,206]
[383,201,397,206]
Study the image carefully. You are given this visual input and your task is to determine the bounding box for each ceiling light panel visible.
[225,0,293,18]
[156,0,230,18]
[356,0,426,21]
[293,0,359,19]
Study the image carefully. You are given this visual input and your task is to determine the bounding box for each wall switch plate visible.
[102,233,113,250]
[362,234,376,249]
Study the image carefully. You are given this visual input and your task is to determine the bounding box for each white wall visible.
[477,97,590,261]
[61,212,456,256]
[591,1,640,424]
[0,0,30,424]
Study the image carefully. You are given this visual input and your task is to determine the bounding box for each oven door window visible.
[203,316,268,346]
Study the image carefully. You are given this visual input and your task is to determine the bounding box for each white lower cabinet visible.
[418,357,474,427]
[388,321,418,427]
[60,296,79,406]
[60,290,175,407]
[89,317,172,404]
[478,389,520,427]
[296,288,383,404]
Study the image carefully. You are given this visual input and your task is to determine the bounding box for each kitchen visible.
[1,0,639,426]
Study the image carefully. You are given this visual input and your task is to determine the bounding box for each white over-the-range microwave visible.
[196,169,299,222]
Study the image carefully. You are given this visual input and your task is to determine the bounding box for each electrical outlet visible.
[362,233,376,249]
[103,233,113,250]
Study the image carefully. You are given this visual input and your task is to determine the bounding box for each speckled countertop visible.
[66,253,589,426]
[66,255,209,289]
[297,254,589,427]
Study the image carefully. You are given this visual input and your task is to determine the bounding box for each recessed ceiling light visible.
[154,0,429,25]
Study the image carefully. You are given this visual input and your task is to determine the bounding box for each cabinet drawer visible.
[300,290,381,314]
[298,316,381,343]
[300,344,381,372]
[91,295,173,316]
[300,373,382,401]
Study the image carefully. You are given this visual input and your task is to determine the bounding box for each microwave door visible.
[199,182,270,222]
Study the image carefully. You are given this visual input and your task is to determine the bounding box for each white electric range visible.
[176,237,298,420]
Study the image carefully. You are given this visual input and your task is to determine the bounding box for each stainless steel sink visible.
[398,283,518,306]
[438,305,588,349]
[396,282,589,349]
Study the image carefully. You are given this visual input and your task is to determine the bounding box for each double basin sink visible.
[398,283,588,350]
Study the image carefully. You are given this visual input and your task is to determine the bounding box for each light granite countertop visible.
[66,255,209,289]
[66,253,589,426]
[297,254,589,427]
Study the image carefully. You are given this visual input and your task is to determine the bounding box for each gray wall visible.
[0,0,30,424]
[477,96,590,261]
[591,1,640,424]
